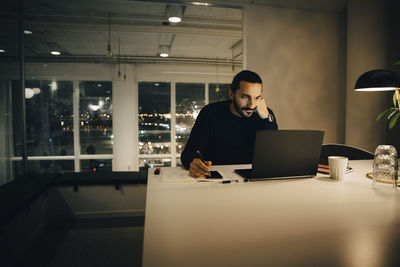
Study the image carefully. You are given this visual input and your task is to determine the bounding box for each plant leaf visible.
[394,92,398,108]
[377,108,393,121]
[393,60,400,66]
[389,112,400,130]
[388,109,399,120]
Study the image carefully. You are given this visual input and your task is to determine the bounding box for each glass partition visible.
[0,1,18,184]
[0,0,242,178]
[21,80,74,156]
[28,160,74,174]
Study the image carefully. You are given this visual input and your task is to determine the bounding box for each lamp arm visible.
[396,88,400,111]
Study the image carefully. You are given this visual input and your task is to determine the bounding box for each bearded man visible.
[181,70,278,178]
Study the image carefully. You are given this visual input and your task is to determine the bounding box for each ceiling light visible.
[0,49,5,53]
[51,51,61,55]
[159,45,170,57]
[24,29,33,35]
[191,2,211,6]
[169,16,181,23]
[167,5,183,23]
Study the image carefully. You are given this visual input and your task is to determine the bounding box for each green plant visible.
[377,92,400,130]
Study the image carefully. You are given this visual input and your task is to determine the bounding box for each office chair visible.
[319,143,374,165]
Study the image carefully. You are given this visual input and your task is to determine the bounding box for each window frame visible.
[138,81,231,168]
[11,78,113,172]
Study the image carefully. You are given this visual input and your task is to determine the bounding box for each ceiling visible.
[0,0,346,66]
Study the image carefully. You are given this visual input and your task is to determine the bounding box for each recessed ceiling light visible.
[24,29,33,35]
[168,17,181,23]
[51,51,61,55]
[167,5,183,23]
[192,2,211,6]
[159,45,170,57]
[0,49,5,53]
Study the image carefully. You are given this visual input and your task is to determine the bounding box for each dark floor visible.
[16,217,145,267]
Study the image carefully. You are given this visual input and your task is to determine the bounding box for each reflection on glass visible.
[139,158,171,170]
[175,83,205,154]
[13,80,74,156]
[27,160,74,174]
[81,159,112,172]
[139,82,171,155]
[1,79,14,185]
[209,83,230,103]
[79,81,113,154]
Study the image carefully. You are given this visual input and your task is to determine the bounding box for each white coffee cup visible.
[328,156,348,180]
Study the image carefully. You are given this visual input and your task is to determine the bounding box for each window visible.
[81,159,112,172]
[139,158,171,170]
[12,79,113,173]
[175,83,205,154]
[138,81,231,168]
[20,80,74,156]
[28,160,74,174]
[79,81,113,155]
[209,83,230,103]
[138,82,171,156]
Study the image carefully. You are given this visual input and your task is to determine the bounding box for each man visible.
[181,70,278,178]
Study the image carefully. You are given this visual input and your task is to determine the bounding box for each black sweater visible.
[180,100,278,169]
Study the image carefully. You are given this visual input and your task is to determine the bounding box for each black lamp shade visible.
[355,69,400,91]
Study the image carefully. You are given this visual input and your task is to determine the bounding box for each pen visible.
[196,150,210,177]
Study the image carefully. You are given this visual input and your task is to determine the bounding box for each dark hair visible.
[230,70,262,93]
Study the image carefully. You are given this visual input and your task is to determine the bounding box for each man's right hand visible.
[189,158,212,178]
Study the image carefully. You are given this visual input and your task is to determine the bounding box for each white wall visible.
[244,5,346,144]
[113,64,138,171]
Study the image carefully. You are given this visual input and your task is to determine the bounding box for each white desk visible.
[142,161,400,267]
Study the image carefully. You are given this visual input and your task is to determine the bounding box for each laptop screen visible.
[244,130,324,179]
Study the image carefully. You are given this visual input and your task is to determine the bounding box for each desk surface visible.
[142,161,400,267]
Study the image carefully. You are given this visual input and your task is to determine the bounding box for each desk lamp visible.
[355,69,400,129]
[355,70,400,186]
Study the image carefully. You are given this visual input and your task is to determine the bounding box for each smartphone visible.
[208,171,223,179]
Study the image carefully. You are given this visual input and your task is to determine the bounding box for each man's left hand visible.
[256,97,270,119]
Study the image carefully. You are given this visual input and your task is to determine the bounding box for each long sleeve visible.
[256,108,278,130]
[180,108,211,169]
[180,102,278,169]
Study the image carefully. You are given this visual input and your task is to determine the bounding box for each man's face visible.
[229,81,263,118]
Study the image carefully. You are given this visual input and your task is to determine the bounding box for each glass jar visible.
[373,145,398,187]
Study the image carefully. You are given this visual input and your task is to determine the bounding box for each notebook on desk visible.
[235,130,324,181]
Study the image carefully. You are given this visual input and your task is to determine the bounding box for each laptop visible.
[235,130,324,181]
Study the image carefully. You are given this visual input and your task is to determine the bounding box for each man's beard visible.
[233,98,256,118]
